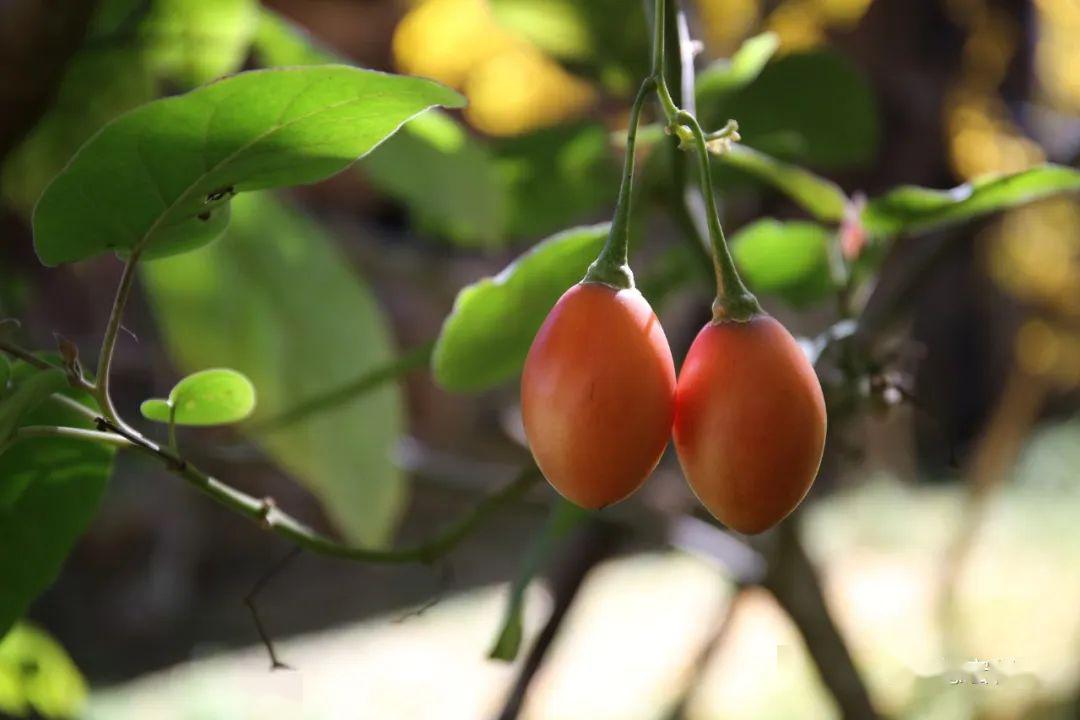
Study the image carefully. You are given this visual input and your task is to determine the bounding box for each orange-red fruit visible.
[522,282,676,509]
[674,315,826,534]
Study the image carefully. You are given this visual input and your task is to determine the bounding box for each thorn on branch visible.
[258,497,277,530]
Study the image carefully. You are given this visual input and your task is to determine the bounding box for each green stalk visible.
[582,77,655,290]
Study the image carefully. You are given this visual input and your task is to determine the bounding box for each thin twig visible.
[244,546,302,670]
[75,417,541,564]
[13,424,135,450]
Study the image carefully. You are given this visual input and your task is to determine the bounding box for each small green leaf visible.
[142,193,405,546]
[862,164,1080,237]
[433,223,609,392]
[33,65,465,266]
[731,219,837,306]
[718,145,848,222]
[696,32,779,99]
[0,362,114,639]
[140,368,256,426]
[0,622,87,718]
[0,369,67,447]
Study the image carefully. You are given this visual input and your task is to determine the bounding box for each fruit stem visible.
[677,110,762,322]
[583,77,655,290]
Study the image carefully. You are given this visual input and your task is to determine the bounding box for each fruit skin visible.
[521,282,676,509]
[674,315,826,534]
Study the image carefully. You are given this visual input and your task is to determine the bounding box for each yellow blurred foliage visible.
[1035,0,1080,113]
[392,0,595,136]
[695,0,760,55]
[947,90,1045,179]
[695,0,875,55]
[989,199,1080,316]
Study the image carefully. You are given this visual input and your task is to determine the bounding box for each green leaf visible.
[0,363,114,639]
[0,369,67,447]
[0,622,87,718]
[0,356,9,395]
[252,8,509,247]
[701,50,878,169]
[862,164,1080,237]
[140,368,256,426]
[433,223,609,392]
[33,65,465,266]
[696,32,779,99]
[718,145,848,222]
[141,0,260,86]
[731,219,837,306]
[142,193,405,546]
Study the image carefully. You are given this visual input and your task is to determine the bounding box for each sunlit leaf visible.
[696,32,779,99]
[0,362,113,639]
[140,368,256,426]
[862,165,1080,237]
[718,145,848,222]
[731,219,837,306]
[0,622,87,718]
[434,223,608,392]
[33,66,465,266]
[701,50,878,169]
[142,193,405,546]
[141,0,259,86]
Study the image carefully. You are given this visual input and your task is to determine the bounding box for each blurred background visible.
[1,0,1079,718]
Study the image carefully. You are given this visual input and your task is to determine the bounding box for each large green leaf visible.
[862,165,1080,237]
[701,50,878,169]
[718,145,848,222]
[0,369,67,447]
[0,622,87,718]
[140,368,256,426]
[33,66,464,266]
[142,193,405,546]
[433,223,609,392]
[0,364,114,639]
[695,32,779,99]
[252,7,508,247]
[731,219,837,306]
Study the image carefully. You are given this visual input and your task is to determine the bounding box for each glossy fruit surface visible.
[674,315,826,534]
[521,282,676,508]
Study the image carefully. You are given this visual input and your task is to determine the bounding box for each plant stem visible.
[79,417,541,564]
[13,425,135,450]
[94,251,142,425]
[583,77,655,289]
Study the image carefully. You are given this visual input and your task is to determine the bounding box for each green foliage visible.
[434,223,609,392]
[0,623,87,719]
[0,363,114,639]
[718,145,848,222]
[140,0,259,86]
[489,0,649,94]
[140,368,256,426]
[0,370,67,448]
[494,123,618,238]
[862,164,1080,237]
[0,357,10,399]
[252,7,509,247]
[142,193,405,546]
[701,50,878,169]
[695,32,779,98]
[731,219,837,306]
[33,66,464,266]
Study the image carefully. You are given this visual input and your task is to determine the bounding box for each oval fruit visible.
[674,315,826,534]
[522,282,677,508]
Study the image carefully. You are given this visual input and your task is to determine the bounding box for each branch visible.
[91,417,539,564]
[94,252,142,425]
